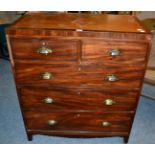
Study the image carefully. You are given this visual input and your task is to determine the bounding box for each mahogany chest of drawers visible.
[6,12,152,143]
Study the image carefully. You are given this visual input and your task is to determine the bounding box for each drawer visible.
[20,87,138,111]
[79,64,144,89]
[15,63,80,87]
[15,62,144,89]
[83,39,148,64]
[24,111,133,133]
[10,38,81,61]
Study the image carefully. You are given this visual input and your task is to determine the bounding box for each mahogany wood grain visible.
[14,62,144,89]
[8,12,149,33]
[19,87,138,112]
[6,12,152,142]
[24,111,133,133]
[10,37,148,66]
[10,38,81,61]
[82,39,148,62]
[6,30,152,42]
[27,130,129,139]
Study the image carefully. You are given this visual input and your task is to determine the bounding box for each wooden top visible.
[9,12,149,33]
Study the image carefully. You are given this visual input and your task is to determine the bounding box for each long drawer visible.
[24,111,133,133]
[20,87,138,111]
[14,62,144,89]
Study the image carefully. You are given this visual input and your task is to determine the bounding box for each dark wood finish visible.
[8,12,149,33]
[83,39,148,62]
[20,87,139,111]
[14,62,144,89]
[24,111,133,132]
[10,38,81,61]
[6,12,152,143]
[124,136,129,143]
[27,129,129,139]
[6,29,151,41]
[27,133,32,141]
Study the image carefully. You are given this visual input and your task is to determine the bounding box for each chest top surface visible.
[7,12,149,33]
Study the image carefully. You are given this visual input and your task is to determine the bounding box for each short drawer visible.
[10,38,81,61]
[15,62,144,89]
[79,64,144,89]
[14,63,80,87]
[20,87,138,111]
[24,111,133,133]
[83,39,148,64]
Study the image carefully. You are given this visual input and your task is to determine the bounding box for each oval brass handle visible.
[48,120,58,126]
[43,97,54,104]
[108,49,121,56]
[41,72,53,80]
[102,121,111,127]
[104,99,116,106]
[37,42,53,55]
[105,74,119,82]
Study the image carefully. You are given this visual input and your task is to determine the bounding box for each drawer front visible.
[24,111,133,133]
[15,63,144,89]
[10,38,81,61]
[15,63,80,87]
[20,87,138,111]
[83,39,148,64]
[79,64,144,89]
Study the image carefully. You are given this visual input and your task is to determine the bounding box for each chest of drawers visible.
[6,12,152,143]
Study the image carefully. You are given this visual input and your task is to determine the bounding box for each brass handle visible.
[104,99,116,106]
[37,42,53,55]
[108,49,121,56]
[41,72,53,80]
[105,74,119,82]
[102,121,111,127]
[43,97,54,104]
[48,120,58,126]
